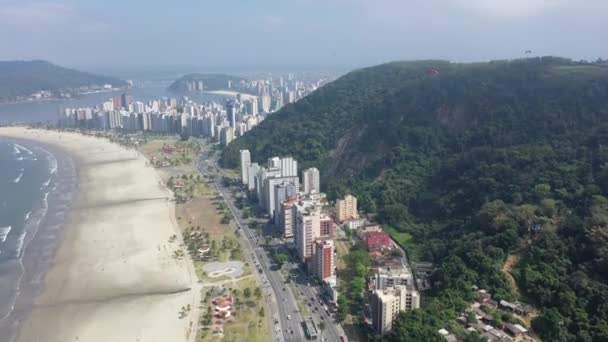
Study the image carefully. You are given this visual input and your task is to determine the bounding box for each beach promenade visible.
[0,127,200,342]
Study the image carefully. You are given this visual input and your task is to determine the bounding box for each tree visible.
[275,253,288,269]
[254,287,262,300]
[337,295,348,321]
[318,321,325,340]
[243,287,252,299]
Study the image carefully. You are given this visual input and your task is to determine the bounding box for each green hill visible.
[168,73,247,93]
[0,60,127,101]
[223,57,608,341]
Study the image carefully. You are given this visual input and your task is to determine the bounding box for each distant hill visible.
[168,73,247,93]
[223,57,608,341]
[0,60,127,101]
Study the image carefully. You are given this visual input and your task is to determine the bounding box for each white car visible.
[287,315,291,320]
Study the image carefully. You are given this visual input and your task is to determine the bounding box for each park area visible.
[138,137,269,342]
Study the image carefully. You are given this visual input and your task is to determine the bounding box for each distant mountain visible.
[167,73,247,93]
[223,57,608,341]
[0,60,127,101]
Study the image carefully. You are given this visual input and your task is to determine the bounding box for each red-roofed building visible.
[367,231,391,251]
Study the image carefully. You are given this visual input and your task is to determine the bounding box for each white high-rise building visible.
[259,94,271,113]
[303,167,320,194]
[132,101,145,113]
[295,205,321,262]
[375,266,414,290]
[263,176,299,218]
[247,163,260,191]
[240,150,251,185]
[268,157,281,169]
[371,286,420,335]
[280,157,298,177]
[102,101,114,112]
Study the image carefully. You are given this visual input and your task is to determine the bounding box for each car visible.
[283,298,287,302]
[287,315,291,320]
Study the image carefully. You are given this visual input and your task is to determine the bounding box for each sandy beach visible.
[0,127,200,342]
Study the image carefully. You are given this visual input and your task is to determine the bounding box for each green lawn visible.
[386,226,412,246]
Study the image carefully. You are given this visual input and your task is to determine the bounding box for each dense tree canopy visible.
[222,57,608,340]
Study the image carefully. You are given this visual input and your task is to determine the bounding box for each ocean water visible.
[0,140,51,262]
[0,137,77,342]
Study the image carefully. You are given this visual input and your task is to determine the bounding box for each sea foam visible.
[14,231,26,257]
[0,226,11,243]
[13,169,24,183]
[14,144,34,155]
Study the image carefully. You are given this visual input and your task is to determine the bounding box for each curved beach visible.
[0,127,200,342]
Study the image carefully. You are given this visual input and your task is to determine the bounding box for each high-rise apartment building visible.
[371,286,420,335]
[281,200,297,238]
[226,100,236,128]
[295,206,321,262]
[274,182,298,225]
[263,176,299,218]
[240,150,251,185]
[220,126,234,146]
[246,163,260,191]
[303,167,320,194]
[268,157,281,169]
[280,157,298,177]
[319,215,334,238]
[336,194,358,222]
[312,239,335,280]
[374,266,414,290]
[259,94,271,113]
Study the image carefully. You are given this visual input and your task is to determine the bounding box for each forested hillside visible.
[0,60,127,101]
[223,57,608,341]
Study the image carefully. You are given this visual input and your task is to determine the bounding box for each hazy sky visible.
[0,0,606,70]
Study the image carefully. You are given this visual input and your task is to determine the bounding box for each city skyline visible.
[0,0,607,70]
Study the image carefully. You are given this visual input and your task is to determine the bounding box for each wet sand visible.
[0,127,200,342]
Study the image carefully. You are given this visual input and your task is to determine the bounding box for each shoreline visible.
[0,127,200,342]
[0,88,128,106]
[0,138,77,342]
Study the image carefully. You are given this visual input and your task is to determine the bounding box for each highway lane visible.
[285,260,345,342]
[214,177,306,341]
[198,150,308,341]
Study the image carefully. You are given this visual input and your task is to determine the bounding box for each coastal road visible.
[197,148,307,342]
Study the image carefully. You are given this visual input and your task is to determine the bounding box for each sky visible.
[0,0,607,71]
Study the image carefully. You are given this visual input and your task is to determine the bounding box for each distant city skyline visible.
[0,0,607,70]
